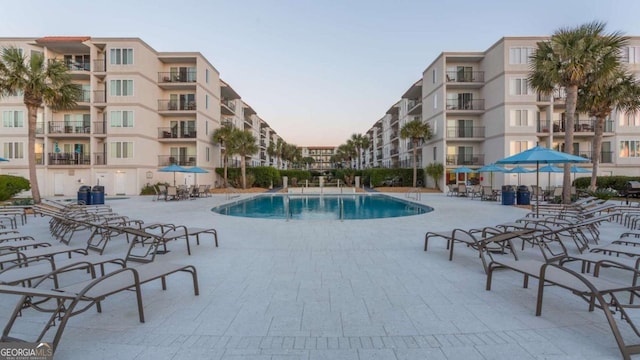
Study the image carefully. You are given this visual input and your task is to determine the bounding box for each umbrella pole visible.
[536,161,540,217]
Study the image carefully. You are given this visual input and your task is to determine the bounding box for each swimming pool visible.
[211,194,433,220]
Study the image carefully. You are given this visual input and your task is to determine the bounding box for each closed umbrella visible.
[158,164,188,186]
[497,146,589,216]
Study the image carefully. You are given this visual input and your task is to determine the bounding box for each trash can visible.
[91,185,105,205]
[501,185,515,205]
[77,185,92,205]
[516,185,531,205]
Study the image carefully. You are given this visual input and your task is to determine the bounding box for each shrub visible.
[140,182,168,195]
[361,168,425,187]
[280,170,311,185]
[0,175,31,202]
[587,188,619,200]
[250,166,280,188]
[574,175,640,191]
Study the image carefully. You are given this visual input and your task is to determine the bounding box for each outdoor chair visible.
[457,184,467,197]
[446,184,458,197]
[0,259,199,355]
[165,186,178,201]
[480,186,498,201]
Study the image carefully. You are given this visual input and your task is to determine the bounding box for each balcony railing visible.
[65,61,90,72]
[445,71,485,83]
[222,99,236,111]
[446,154,485,166]
[93,59,105,72]
[537,88,566,102]
[158,127,197,139]
[158,100,197,111]
[48,121,91,134]
[36,123,44,134]
[158,155,197,166]
[157,71,197,83]
[94,152,106,165]
[446,99,485,110]
[538,120,614,133]
[446,126,485,138]
[48,152,91,165]
[93,121,106,134]
[94,90,106,103]
[576,151,613,163]
[390,149,399,156]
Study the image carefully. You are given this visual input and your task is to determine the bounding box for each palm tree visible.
[268,138,285,169]
[212,122,235,187]
[337,142,356,169]
[578,68,640,190]
[0,47,81,204]
[231,129,258,189]
[529,21,626,203]
[400,119,432,187]
[350,133,370,169]
[281,143,300,169]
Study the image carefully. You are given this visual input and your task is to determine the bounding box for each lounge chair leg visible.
[523,274,529,289]
[449,241,455,261]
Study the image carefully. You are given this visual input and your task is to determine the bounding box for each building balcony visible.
[446,126,485,139]
[158,71,197,83]
[576,151,613,163]
[537,120,614,134]
[446,99,485,111]
[94,90,106,104]
[94,152,106,165]
[158,155,196,167]
[48,121,91,135]
[93,121,106,135]
[93,59,106,73]
[158,127,197,139]
[48,152,91,165]
[221,99,236,115]
[158,100,197,112]
[65,60,90,72]
[445,71,485,84]
[446,154,485,166]
[35,153,44,165]
[36,123,44,135]
[390,148,399,157]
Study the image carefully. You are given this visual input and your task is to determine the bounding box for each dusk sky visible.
[4,0,640,146]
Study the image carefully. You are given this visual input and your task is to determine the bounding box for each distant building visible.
[299,146,336,171]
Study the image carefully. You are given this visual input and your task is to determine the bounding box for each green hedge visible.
[361,168,425,187]
[215,167,287,188]
[573,175,640,191]
[280,170,311,184]
[0,175,31,201]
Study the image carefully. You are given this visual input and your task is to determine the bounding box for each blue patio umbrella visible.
[0,156,8,162]
[497,146,589,215]
[452,166,476,185]
[570,165,591,184]
[476,163,506,188]
[158,164,188,186]
[507,166,533,186]
[184,166,209,185]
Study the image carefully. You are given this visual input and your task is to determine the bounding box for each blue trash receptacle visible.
[91,185,105,205]
[501,185,515,205]
[516,185,531,205]
[77,185,92,205]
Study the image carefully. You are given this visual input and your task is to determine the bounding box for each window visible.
[623,112,640,126]
[205,121,209,135]
[619,140,640,158]
[620,47,640,64]
[205,94,209,109]
[110,142,133,158]
[432,69,436,84]
[512,110,529,126]
[206,146,210,162]
[512,141,531,155]
[509,47,534,64]
[3,142,24,159]
[205,69,209,84]
[433,93,438,109]
[109,80,133,96]
[110,111,134,127]
[510,78,530,95]
[109,48,134,65]
[433,146,437,161]
[2,110,24,127]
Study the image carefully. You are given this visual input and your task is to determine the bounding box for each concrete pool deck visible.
[1,193,633,359]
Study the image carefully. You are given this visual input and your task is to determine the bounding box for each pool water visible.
[212,194,433,220]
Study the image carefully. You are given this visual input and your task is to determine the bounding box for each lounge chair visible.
[446,184,458,197]
[0,260,199,354]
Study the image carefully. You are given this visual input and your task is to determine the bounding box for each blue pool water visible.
[211,194,433,220]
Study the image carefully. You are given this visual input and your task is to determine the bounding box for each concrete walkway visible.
[1,193,631,359]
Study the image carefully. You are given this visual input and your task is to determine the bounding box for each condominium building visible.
[365,36,640,188]
[299,146,336,171]
[0,36,284,196]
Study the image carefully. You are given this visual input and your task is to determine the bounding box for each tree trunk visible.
[241,155,247,189]
[412,141,418,188]
[27,105,41,204]
[562,85,578,204]
[590,116,605,191]
[223,152,228,187]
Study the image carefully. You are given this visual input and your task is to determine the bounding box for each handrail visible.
[339,197,344,222]
[406,188,421,201]
[284,194,290,222]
